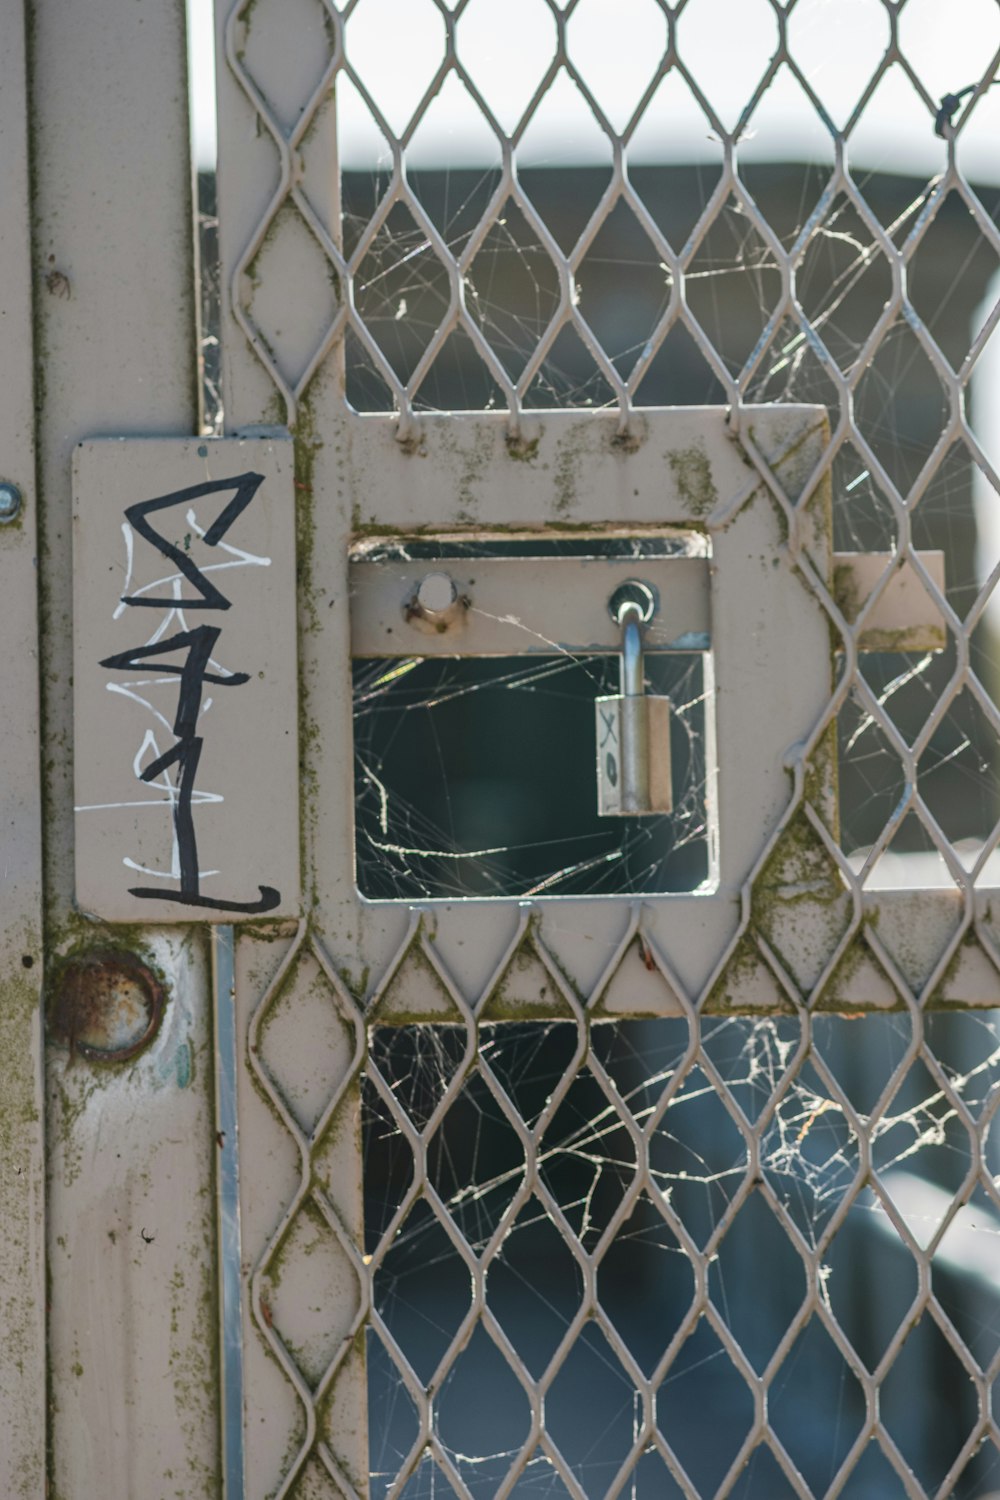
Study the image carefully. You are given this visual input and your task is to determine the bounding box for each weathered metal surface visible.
[31,0,220,1491]
[0,2,45,1493]
[72,436,300,924]
[45,932,219,1500]
[46,949,165,1063]
[213,927,246,1499]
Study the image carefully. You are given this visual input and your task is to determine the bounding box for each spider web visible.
[362,1008,1000,1499]
[343,169,1000,900]
[336,162,1000,1500]
[351,534,711,902]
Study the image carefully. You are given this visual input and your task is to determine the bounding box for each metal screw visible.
[0,482,22,524]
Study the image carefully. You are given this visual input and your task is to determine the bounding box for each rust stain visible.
[47,949,165,1063]
[638,935,657,972]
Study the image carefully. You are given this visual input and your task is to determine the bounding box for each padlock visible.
[596,581,672,817]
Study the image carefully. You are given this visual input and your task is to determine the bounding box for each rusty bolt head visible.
[47,949,165,1063]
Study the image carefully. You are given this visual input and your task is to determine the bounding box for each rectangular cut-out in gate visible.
[350,539,713,901]
[72,435,300,922]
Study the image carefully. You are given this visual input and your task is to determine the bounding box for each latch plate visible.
[350,551,710,656]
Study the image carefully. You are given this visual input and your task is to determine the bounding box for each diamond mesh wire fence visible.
[215,1,1000,1495]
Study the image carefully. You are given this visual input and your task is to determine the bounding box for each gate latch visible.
[596,581,673,817]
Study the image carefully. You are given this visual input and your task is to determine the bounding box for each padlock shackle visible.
[619,601,645,699]
[616,601,647,811]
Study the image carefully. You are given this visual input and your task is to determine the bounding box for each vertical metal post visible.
[214,924,246,1500]
[35,0,218,1487]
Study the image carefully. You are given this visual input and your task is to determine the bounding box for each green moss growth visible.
[667,445,716,518]
[703,936,795,1015]
[505,433,540,463]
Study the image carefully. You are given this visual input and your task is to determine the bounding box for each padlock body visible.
[596,694,672,816]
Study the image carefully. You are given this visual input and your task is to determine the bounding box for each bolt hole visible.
[21,954,34,969]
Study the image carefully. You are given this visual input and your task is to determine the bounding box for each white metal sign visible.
[72,436,299,921]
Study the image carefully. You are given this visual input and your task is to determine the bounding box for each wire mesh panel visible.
[212,1,1000,1495]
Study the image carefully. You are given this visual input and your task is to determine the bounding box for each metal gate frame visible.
[11,0,1000,1495]
[209,4,1000,1497]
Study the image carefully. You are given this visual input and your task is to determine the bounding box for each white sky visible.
[188,0,1000,181]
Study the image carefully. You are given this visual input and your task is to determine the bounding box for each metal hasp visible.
[596,580,673,817]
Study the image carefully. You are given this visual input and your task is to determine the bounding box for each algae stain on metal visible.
[437,421,494,521]
[166,1238,222,1498]
[0,966,45,1498]
[666,445,717,519]
[553,433,584,516]
[290,392,324,916]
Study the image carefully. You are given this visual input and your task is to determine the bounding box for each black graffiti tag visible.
[100,473,280,913]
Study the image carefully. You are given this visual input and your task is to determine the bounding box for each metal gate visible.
[8,0,1000,1496]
